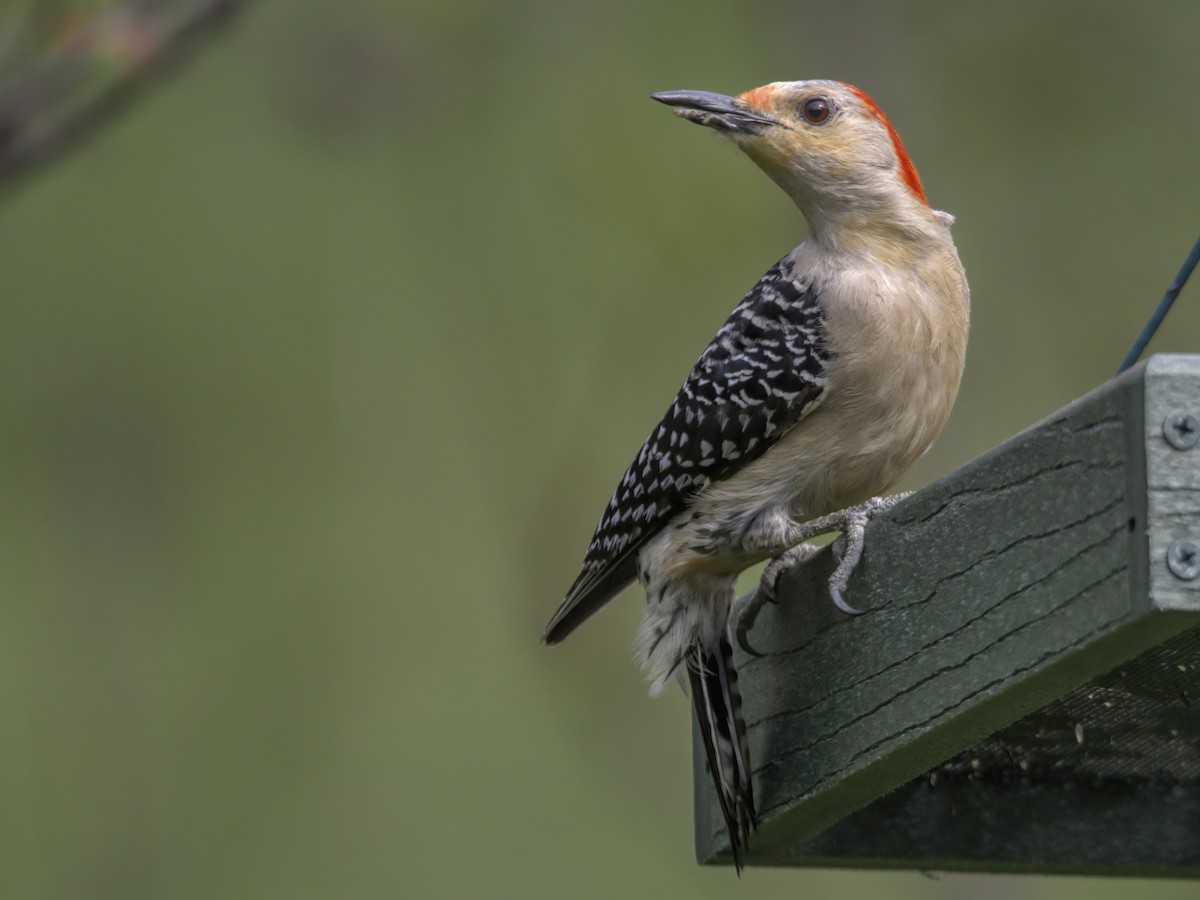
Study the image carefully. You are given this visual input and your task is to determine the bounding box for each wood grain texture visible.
[696,354,1200,872]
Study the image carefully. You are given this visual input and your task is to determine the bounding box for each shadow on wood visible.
[695,354,1200,875]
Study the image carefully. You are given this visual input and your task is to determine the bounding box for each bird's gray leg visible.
[733,493,913,654]
[739,507,849,557]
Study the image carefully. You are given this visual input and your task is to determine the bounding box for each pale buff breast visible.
[699,229,969,524]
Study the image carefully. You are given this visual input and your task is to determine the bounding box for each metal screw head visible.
[1163,411,1200,450]
[1167,540,1200,580]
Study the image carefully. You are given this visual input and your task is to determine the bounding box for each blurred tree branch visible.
[0,0,251,191]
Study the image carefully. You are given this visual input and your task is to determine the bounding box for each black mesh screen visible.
[933,623,1200,785]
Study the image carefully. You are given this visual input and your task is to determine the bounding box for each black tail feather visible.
[687,633,757,872]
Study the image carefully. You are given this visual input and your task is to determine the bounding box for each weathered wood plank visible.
[696,354,1200,872]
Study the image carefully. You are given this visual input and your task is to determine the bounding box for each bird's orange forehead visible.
[738,84,778,112]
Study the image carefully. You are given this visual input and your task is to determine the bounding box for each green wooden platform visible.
[695,354,1200,875]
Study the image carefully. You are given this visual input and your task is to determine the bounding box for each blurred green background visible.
[2,1,1199,897]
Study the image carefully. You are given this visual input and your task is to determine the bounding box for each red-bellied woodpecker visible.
[543,80,969,869]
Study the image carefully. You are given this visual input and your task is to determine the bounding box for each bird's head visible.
[653,81,934,240]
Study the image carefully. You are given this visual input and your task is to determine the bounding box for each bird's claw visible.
[731,542,821,656]
[828,583,864,616]
[824,492,912,616]
[731,589,767,658]
[732,492,913,650]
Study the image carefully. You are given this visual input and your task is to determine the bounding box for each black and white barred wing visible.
[543,259,828,644]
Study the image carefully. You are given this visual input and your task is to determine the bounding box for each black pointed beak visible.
[651,90,777,134]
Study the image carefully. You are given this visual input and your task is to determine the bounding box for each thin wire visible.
[1116,234,1200,375]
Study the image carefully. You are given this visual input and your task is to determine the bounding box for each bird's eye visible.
[801,97,832,124]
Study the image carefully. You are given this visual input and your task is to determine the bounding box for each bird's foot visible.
[826,493,912,615]
[731,542,821,656]
[732,492,913,653]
